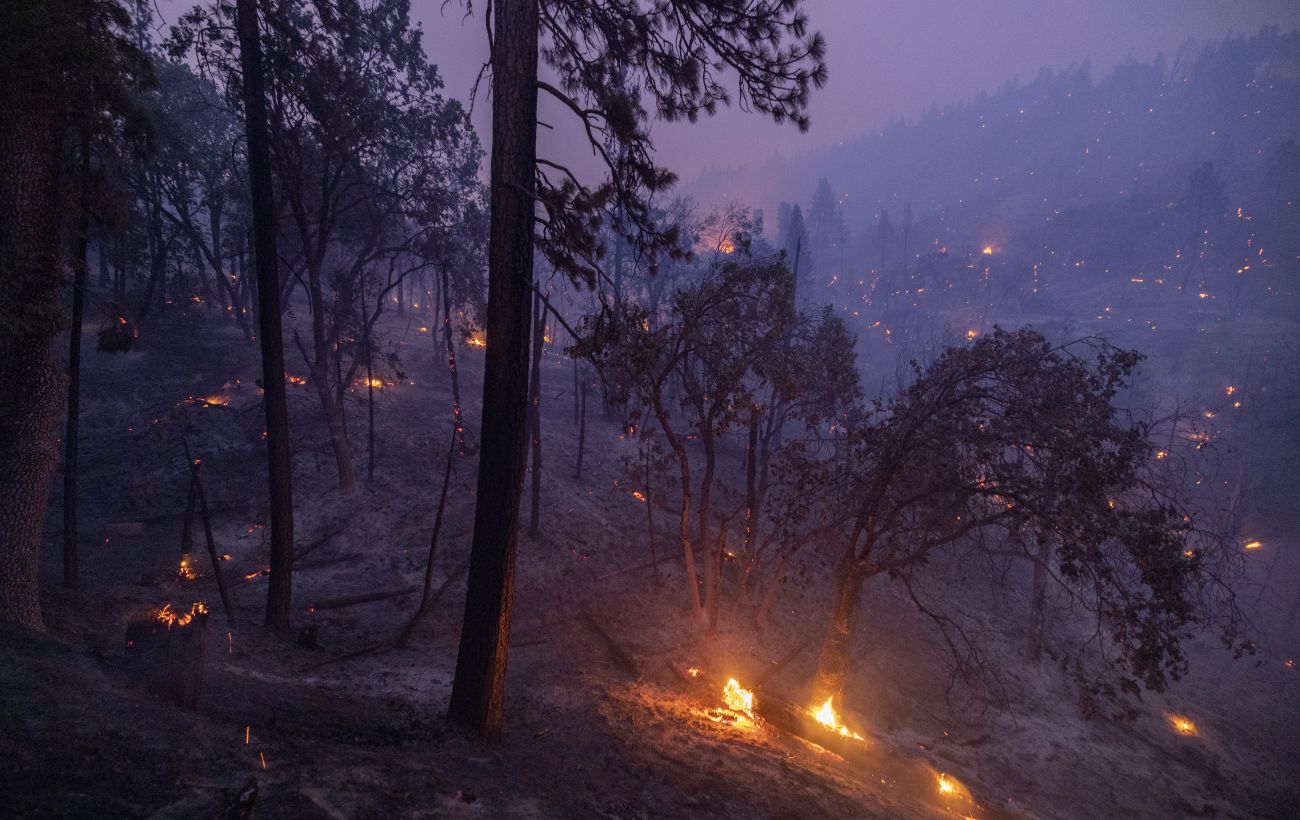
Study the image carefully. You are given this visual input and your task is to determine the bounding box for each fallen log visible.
[306,586,418,613]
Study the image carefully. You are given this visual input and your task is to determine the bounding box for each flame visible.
[937,773,959,796]
[155,601,208,628]
[981,245,994,255]
[198,395,230,406]
[632,491,646,502]
[965,329,978,341]
[719,238,736,254]
[686,667,702,678]
[723,678,754,717]
[467,333,487,348]
[1166,713,1197,736]
[1243,540,1263,551]
[810,697,864,740]
[285,373,308,385]
[177,555,198,580]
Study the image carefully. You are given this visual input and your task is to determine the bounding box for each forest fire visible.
[723,678,755,718]
[467,333,487,347]
[177,555,198,580]
[811,697,864,740]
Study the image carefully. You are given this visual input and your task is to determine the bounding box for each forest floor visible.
[2,306,1298,819]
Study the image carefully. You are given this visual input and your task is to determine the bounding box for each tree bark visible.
[812,546,866,705]
[236,0,296,631]
[63,125,92,589]
[0,16,66,628]
[447,0,539,740]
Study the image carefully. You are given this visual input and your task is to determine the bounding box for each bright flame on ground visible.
[723,678,754,717]
[965,329,978,341]
[937,773,959,796]
[811,697,864,740]
[467,333,487,347]
[177,555,198,580]
[686,667,701,678]
[1244,540,1263,551]
[155,601,208,628]
[981,245,994,255]
[1167,713,1197,736]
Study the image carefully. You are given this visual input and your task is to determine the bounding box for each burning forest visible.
[1,1,1299,818]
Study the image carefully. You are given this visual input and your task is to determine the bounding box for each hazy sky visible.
[156,1,1300,182]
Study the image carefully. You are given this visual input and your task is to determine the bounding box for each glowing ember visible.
[686,667,702,678]
[632,491,646,502]
[981,245,994,255]
[1243,540,1263,551]
[466,333,487,347]
[810,697,864,740]
[965,329,978,341]
[155,601,208,628]
[177,555,198,580]
[723,678,755,717]
[1166,713,1197,736]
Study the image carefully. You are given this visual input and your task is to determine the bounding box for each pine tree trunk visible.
[447,0,539,740]
[0,29,66,629]
[236,0,296,631]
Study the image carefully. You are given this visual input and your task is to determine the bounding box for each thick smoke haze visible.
[153,1,1300,184]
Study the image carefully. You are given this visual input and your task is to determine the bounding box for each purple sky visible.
[158,1,1300,182]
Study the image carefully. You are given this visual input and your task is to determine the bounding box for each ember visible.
[177,555,198,580]
[155,601,208,628]
[1166,713,1197,736]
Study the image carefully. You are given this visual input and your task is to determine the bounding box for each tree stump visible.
[125,604,208,709]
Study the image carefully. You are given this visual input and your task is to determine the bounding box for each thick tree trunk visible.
[812,548,867,705]
[527,290,543,536]
[236,0,296,631]
[447,0,539,740]
[63,126,92,589]
[0,31,66,629]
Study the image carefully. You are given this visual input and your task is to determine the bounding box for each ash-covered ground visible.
[2,304,1297,820]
